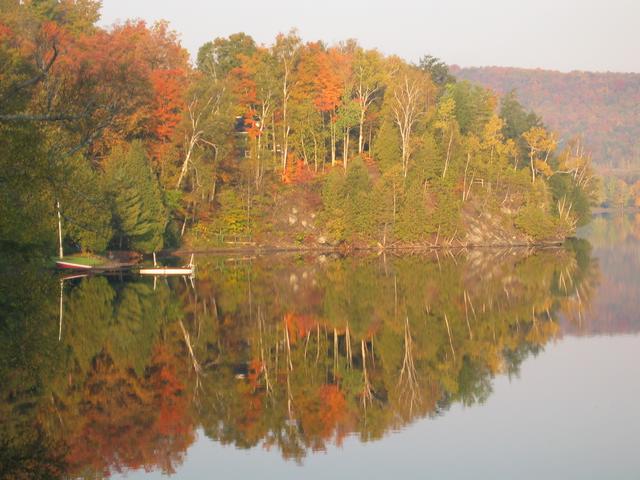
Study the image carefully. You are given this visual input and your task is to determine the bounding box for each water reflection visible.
[567,213,640,335]
[0,240,602,477]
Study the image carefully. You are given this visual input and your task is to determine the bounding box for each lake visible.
[1,214,639,479]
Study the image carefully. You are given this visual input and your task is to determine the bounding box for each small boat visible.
[56,260,94,270]
[55,253,139,272]
[139,254,195,276]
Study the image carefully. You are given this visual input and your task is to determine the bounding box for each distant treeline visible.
[452,66,640,169]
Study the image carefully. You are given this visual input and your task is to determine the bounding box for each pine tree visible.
[105,142,167,253]
[63,155,113,252]
[344,159,375,238]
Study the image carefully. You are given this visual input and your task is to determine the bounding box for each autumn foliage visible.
[453,66,640,169]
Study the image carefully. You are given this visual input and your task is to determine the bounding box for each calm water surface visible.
[1,214,639,479]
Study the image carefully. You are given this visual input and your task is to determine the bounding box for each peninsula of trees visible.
[0,1,600,257]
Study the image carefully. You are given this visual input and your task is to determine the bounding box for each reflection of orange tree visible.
[296,384,354,450]
[62,344,194,477]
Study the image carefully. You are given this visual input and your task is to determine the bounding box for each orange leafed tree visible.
[314,47,352,166]
[149,67,188,164]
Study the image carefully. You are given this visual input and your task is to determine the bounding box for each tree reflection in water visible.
[0,241,600,477]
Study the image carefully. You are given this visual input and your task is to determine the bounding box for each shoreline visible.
[171,240,567,257]
[50,240,572,272]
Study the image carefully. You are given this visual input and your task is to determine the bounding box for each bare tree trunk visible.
[284,320,293,371]
[312,133,318,172]
[180,214,188,237]
[345,323,352,367]
[300,133,308,165]
[463,290,473,340]
[177,135,197,189]
[271,111,277,168]
[392,76,423,178]
[462,152,471,202]
[56,200,63,258]
[358,109,365,154]
[444,313,456,361]
[281,64,291,173]
[442,129,454,179]
[330,114,337,166]
[177,95,221,189]
[398,316,419,411]
[356,72,379,154]
[333,328,338,377]
[343,128,350,170]
[361,340,372,406]
[210,179,217,203]
[255,134,263,190]
[529,147,536,183]
[59,279,64,341]
[282,125,290,172]
[258,308,272,394]
[179,320,202,375]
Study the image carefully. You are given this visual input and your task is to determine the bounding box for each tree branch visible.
[0,112,85,123]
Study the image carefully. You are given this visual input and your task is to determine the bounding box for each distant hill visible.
[451,66,640,170]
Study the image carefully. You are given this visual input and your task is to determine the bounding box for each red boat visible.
[55,260,94,270]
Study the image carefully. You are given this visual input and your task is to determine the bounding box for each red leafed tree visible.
[149,67,188,165]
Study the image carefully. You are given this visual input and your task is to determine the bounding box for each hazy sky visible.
[100,0,639,73]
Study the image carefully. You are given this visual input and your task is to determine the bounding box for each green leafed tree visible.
[343,158,375,238]
[105,141,167,253]
[417,55,456,87]
[61,155,113,252]
[197,32,257,77]
[444,81,495,136]
[500,90,542,150]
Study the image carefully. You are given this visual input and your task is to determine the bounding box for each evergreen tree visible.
[62,155,113,252]
[372,118,402,173]
[500,90,541,141]
[417,55,456,87]
[444,81,494,136]
[0,123,54,255]
[105,142,167,253]
[500,90,543,165]
[321,168,347,240]
[344,159,375,238]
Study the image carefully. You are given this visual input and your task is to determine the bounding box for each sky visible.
[99,0,640,73]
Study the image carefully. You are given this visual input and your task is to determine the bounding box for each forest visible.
[453,66,640,171]
[0,1,600,260]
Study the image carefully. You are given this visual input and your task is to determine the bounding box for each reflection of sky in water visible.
[116,335,640,479]
[567,214,640,336]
